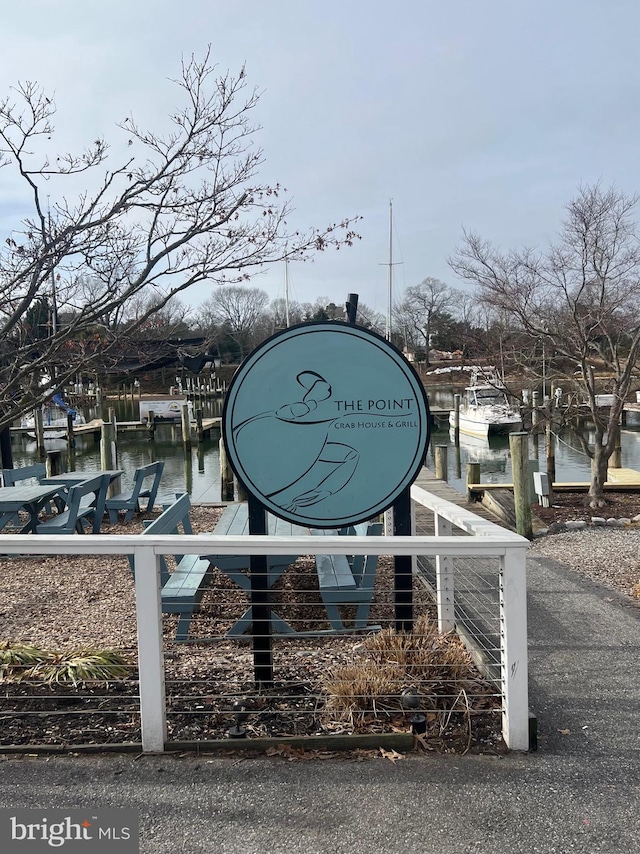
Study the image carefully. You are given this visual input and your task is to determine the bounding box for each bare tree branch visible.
[0,50,361,431]
[449,184,640,506]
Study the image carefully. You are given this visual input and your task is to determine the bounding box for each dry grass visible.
[0,642,130,685]
[322,614,478,723]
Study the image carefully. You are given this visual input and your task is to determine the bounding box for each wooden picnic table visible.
[0,484,62,533]
[204,502,310,636]
[41,470,125,533]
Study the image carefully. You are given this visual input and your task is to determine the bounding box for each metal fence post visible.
[133,544,166,752]
[500,545,529,750]
[434,512,455,633]
[410,496,417,577]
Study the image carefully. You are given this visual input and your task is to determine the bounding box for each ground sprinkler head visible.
[226,698,249,739]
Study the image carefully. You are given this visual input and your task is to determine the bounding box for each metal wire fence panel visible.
[416,555,503,677]
[0,551,142,747]
[0,491,528,753]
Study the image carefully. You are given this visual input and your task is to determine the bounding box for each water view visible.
[10,397,225,504]
[10,389,640,501]
[426,387,640,494]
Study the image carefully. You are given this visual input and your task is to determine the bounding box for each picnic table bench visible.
[0,483,61,534]
[1,464,52,527]
[315,521,383,632]
[134,492,211,642]
[106,461,164,523]
[208,504,383,636]
[206,502,310,637]
[41,470,124,533]
[36,474,110,535]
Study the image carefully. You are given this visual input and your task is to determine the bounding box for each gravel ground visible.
[530,491,640,598]
[528,527,640,598]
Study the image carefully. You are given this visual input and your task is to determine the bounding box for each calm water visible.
[426,387,640,493]
[11,397,225,503]
[10,390,640,500]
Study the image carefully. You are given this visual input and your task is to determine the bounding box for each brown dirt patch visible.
[533,491,640,526]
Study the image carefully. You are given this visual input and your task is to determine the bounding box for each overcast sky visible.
[2,0,640,320]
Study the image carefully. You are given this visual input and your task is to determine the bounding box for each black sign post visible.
[392,485,413,632]
[247,492,273,685]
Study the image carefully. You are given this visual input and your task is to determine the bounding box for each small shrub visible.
[365,614,471,682]
[0,643,130,686]
[25,649,130,686]
[322,659,405,717]
[0,642,52,681]
[322,614,475,723]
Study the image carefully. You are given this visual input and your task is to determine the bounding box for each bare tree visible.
[450,184,640,507]
[196,285,269,361]
[396,278,457,364]
[268,297,305,331]
[353,301,385,333]
[0,50,360,434]
[121,292,192,341]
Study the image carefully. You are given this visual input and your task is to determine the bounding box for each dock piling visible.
[510,432,533,539]
[100,420,119,498]
[545,400,556,502]
[66,412,75,448]
[219,436,234,501]
[34,409,45,459]
[434,445,448,481]
[611,415,622,468]
[466,462,480,501]
[45,449,64,477]
[181,404,191,450]
[453,394,461,444]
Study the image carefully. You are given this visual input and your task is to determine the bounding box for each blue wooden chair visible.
[105,461,165,523]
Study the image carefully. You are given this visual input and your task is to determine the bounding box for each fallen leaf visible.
[558,728,571,735]
[413,733,434,752]
[379,748,406,763]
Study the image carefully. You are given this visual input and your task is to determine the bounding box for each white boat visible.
[21,394,86,440]
[448,429,511,465]
[449,367,522,438]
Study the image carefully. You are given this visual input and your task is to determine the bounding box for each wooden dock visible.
[10,417,222,440]
[428,406,451,426]
[469,466,640,494]
[412,467,512,533]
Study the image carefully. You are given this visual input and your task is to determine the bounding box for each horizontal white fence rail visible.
[0,492,529,753]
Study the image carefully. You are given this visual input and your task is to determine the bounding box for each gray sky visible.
[2,0,640,319]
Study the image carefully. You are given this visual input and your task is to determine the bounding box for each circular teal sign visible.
[222,322,431,527]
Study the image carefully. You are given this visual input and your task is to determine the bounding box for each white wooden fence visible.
[0,487,529,753]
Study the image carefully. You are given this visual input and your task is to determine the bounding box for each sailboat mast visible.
[387,199,393,341]
[284,258,291,328]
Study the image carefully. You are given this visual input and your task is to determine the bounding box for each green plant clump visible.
[0,643,130,686]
